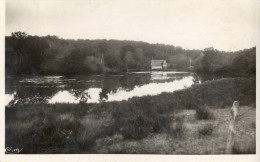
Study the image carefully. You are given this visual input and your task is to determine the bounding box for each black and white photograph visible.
[1,0,259,160]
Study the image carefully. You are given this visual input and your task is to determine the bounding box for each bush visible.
[169,116,185,137]
[112,99,173,140]
[198,123,214,136]
[120,115,152,139]
[196,106,214,120]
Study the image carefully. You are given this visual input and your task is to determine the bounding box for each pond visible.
[5,71,204,106]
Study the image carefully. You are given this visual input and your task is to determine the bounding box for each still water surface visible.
[5,71,203,106]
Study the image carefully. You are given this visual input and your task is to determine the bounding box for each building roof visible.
[151,60,166,66]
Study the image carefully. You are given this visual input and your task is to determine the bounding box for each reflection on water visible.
[5,72,202,106]
[106,76,194,101]
[5,94,14,106]
[49,88,101,104]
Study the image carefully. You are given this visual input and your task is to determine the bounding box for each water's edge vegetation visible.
[6,77,255,153]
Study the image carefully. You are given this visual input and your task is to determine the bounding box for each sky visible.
[5,0,257,51]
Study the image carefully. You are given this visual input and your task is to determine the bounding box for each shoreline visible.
[6,77,256,109]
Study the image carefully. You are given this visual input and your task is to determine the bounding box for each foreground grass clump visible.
[5,77,256,153]
[5,104,116,153]
[112,98,174,140]
[198,123,214,136]
[196,106,215,120]
[169,116,185,137]
[232,138,256,154]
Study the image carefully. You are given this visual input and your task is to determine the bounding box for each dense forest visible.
[5,32,256,76]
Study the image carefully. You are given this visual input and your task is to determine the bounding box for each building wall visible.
[162,62,167,68]
[151,65,162,70]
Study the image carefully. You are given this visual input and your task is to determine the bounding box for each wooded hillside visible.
[5,32,256,76]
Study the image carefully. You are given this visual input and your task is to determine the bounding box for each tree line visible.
[5,31,256,76]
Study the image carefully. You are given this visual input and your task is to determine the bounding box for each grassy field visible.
[5,77,256,154]
[93,106,256,154]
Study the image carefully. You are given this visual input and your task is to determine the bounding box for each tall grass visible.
[232,138,256,154]
[5,104,116,153]
[198,124,214,136]
[196,106,215,120]
[5,77,255,153]
[169,116,186,137]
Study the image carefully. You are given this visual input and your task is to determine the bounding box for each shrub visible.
[112,99,172,140]
[169,116,185,137]
[196,106,214,120]
[175,117,185,133]
[120,115,152,139]
[198,123,214,136]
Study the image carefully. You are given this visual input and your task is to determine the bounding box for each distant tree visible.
[134,48,146,69]
[8,32,50,74]
[98,40,108,54]
[44,35,59,42]
[25,36,50,69]
[120,45,135,61]
[63,48,86,74]
[84,56,105,73]
[232,47,256,75]
[124,51,135,71]
[11,31,28,40]
[168,54,189,70]
[104,50,121,69]
[201,47,219,73]
[10,32,28,64]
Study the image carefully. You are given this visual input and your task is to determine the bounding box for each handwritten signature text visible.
[5,147,23,154]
